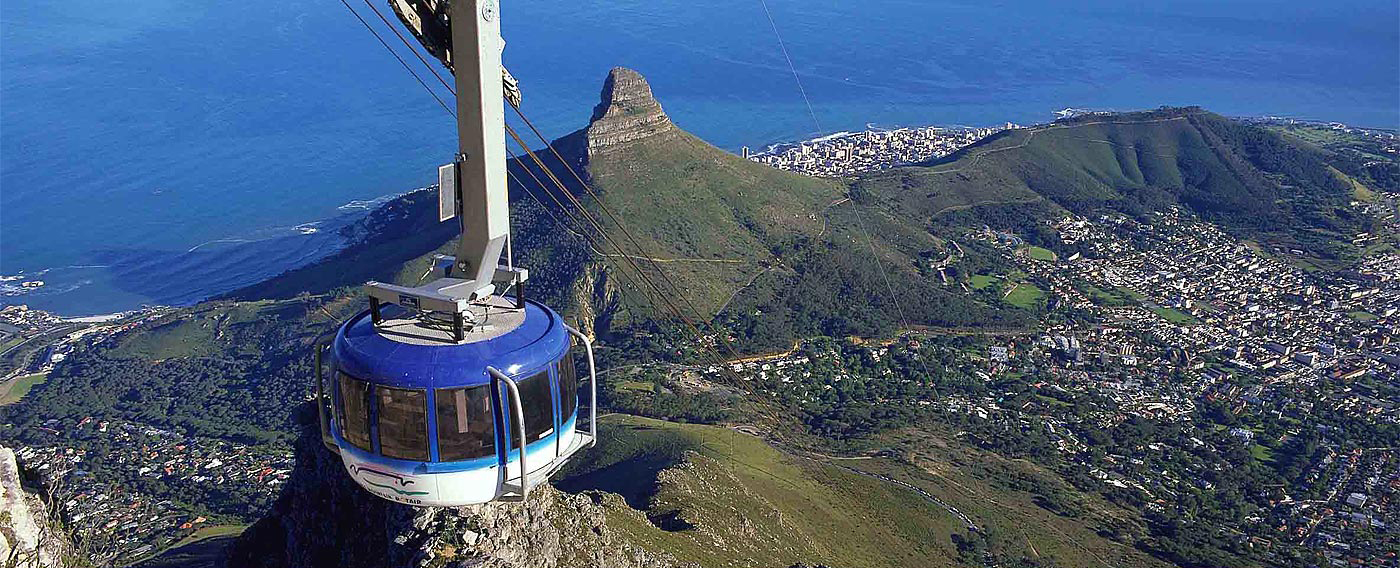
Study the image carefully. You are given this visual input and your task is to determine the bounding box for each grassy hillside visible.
[714,194,1036,351]
[584,129,844,318]
[561,414,965,568]
[872,426,1179,568]
[0,372,47,405]
[560,414,1171,568]
[858,108,1369,263]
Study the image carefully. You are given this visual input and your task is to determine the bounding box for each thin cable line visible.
[507,167,582,243]
[505,150,618,263]
[509,108,749,363]
[505,121,748,391]
[849,206,940,404]
[508,141,682,353]
[508,107,695,306]
[758,0,822,135]
[360,0,458,96]
[504,125,683,322]
[757,1,939,407]
[506,160,670,318]
[337,0,456,118]
[503,123,676,313]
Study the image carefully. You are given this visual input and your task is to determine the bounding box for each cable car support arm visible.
[367,0,524,339]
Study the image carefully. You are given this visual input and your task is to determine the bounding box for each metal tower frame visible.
[368,0,525,341]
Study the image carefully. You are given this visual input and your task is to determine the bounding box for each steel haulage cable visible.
[336,0,455,118]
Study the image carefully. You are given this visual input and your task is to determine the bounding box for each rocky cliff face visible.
[568,261,625,340]
[226,408,686,568]
[585,68,679,157]
[1,447,67,568]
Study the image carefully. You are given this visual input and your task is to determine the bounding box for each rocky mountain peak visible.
[586,68,678,156]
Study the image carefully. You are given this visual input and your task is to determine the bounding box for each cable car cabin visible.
[317,0,596,507]
[313,295,597,507]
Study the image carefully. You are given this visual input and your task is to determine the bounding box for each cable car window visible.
[558,351,578,422]
[517,372,554,442]
[377,387,429,461]
[338,373,372,451]
[435,386,496,461]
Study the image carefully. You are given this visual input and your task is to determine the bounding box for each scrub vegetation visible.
[560,414,968,568]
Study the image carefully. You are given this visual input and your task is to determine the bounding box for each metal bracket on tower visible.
[364,0,524,341]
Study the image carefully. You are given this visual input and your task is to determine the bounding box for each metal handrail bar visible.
[312,336,339,454]
[562,324,599,444]
[487,366,530,500]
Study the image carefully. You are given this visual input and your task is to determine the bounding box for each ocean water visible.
[2,0,1396,315]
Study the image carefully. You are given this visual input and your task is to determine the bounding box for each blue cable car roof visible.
[334,299,570,389]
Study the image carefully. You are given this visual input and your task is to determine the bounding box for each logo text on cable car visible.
[350,464,429,502]
[480,0,497,22]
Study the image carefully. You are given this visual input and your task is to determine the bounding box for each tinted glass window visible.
[338,373,372,451]
[435,386,496,461]
[377,387,429,461]
[516,372,555,443]
[558,351,578,422]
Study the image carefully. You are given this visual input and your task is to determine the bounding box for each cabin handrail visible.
[561,324,599,445]
[312,335,339,454]
[487,367,530,500]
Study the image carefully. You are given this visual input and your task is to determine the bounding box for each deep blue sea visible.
[3,0,1397,315]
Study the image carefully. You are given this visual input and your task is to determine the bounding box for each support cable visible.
[506,150,641,290]
[504,124,746,389]
[509,108,752,364]
[757,0,822,134]
[359,0,458,96]
[506,168,590,246]
[849,206,941,401]
[504,119,684,310]
[754,0,940,402]
[337,0,456,118]
[506,163,674,323]
[504,145,676,312]
[504,125,691,326]
[749,0,948,428]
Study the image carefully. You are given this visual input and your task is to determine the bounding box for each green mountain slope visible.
[561,414,966,568]
[857,108,1367,262]
[232,97,1373,352]
[231,68,1030,348]
[567,69,1035,347]
[560,414,1173,568]
[515,68,840,321]
[585,130,842,318]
